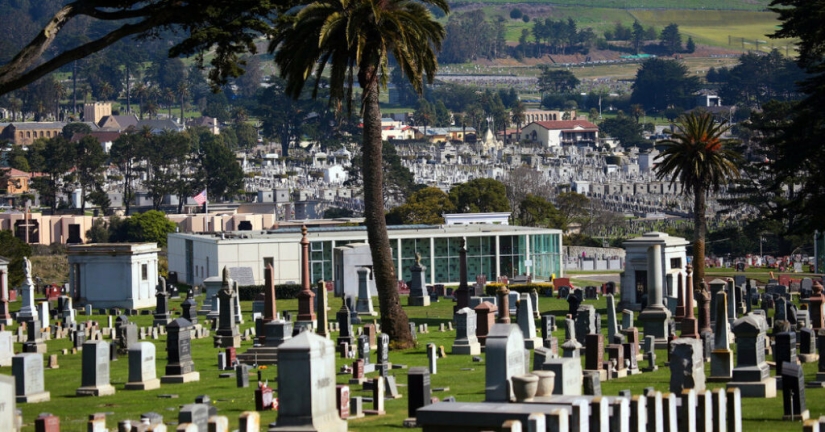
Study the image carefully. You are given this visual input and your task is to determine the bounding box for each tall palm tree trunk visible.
[692,188,707,296]
[360,68,413,348]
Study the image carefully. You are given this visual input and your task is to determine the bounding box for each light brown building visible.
[2,122,66,145]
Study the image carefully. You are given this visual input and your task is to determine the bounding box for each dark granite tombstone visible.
[781,361,808,420]
[164,318,195,377]
[585,334,604,371]
[583,371,602,396]
[408,367,432,418]
[566,294,581,319]
[775,332,797,377]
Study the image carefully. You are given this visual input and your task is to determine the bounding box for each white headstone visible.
[517,295,542,349]
[270,331,347,432]
[485,324,527,402]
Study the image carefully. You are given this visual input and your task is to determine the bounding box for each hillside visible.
[454,0,772,11]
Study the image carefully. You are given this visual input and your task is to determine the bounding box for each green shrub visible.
[485,282,553,296]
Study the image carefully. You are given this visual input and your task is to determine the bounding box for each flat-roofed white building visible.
[167,224,563,288]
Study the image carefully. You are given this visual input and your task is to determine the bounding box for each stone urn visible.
[531,370,556,397]
[511,374,539,402]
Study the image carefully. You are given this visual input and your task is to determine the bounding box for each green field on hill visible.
[476,4,791,51]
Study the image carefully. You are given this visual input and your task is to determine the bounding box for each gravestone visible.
[181,290,198,325]
[162,318,200,383]
[336,385,350,420]
[452,307,481,355]
[605,294,618,344]
[336,298,354,350]
[727,314,776,398]
[408,254,430,307]
[709,291,733,382]
[584,334,605,379]
[76,340,116,396]
[561,318,582,358]
[781,361,809,421]
[538,355,583,396]
[475,302,497,347]
[575,305,597,346]
[0,331,11,367]
[12,353,50,403]
[583,371,601,396]
[213,269,241,348]
[316,281,329,339]
[179,404,209,432]
[408,367,431,420]
[427,343,437,375]
[798,328,818,363]
[0,375,15,431]
[485,324,528,402]
[270,332,348,432]
[125,342,160,390]
[236,364,250,388]
[670,338,706,394]
[153,277,172,327]
[355,268,377,317]
[516,295,541,349]
[376,333,390,371]
[22,318,45,354]
[508,292,519,316]
[265,320,293,347]
[774,332,797,377]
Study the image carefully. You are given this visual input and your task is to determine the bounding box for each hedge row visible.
[485,282,554,297]
[237,284,302,301]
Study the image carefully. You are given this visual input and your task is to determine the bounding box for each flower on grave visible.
[258,365,268,370]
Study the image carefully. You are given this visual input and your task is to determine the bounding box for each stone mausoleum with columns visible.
[618,232,689,312]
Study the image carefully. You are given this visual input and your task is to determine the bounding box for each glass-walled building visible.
[169,224,563,287]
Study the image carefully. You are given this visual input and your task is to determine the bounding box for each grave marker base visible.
[806,372,825,388]
[16,391,50,403]
[76,384,116,397]
[161,372,200,384]
[783,410,809,421]
[408,297,430,307]
[799,354,819,363]
[125,378,161,390]
[726,379,776,398]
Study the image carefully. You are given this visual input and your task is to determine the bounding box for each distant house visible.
[412,126,471,143]
[98,115,139,132]
[134,119,185,134]
[520,120,599,148]
[2,168,32,194]
[187,116,220,135]
[70,131,122,153]
[2,122,66,145]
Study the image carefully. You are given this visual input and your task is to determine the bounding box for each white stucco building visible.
[619,232,690,312]
[521,120,599,148]
[67,243,160,309]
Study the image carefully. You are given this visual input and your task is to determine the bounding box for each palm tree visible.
[270,0,447,347]
[654,111,741,308]
[512,100,526,143]
[177,81,189,124]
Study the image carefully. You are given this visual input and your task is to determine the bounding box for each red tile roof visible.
[530,120,599,130]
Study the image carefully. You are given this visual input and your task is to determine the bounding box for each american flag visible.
[192,189,207,205]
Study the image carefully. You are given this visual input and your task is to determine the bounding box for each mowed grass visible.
[630,9,795,49]
[3,281,824,431]
[474,5,791,51]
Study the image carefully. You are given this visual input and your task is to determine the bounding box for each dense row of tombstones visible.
[4,245,825,431]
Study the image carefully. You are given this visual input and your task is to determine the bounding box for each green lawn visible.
[3,284,821,431]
